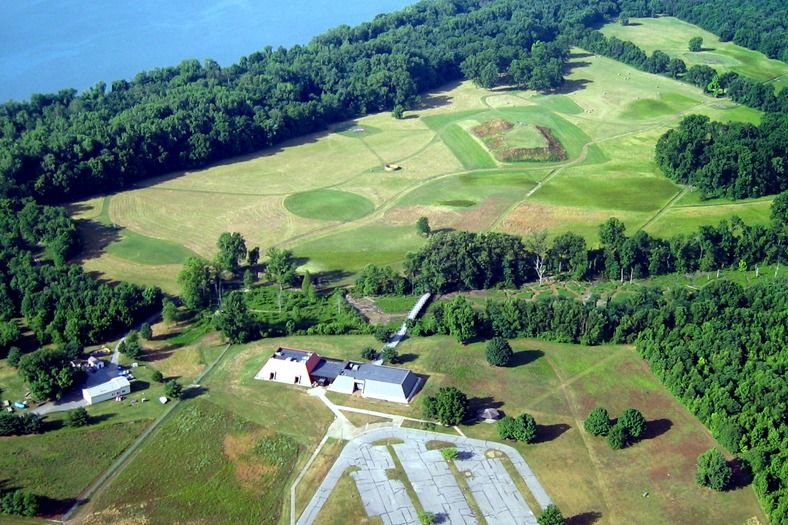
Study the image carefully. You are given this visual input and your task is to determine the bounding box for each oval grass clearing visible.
[285,189,374,221]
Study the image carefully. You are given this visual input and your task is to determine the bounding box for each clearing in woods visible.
[600,16,788,92]
[71,22,774,291]
[119,333,766,525]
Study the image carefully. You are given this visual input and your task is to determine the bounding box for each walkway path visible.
[296,427,551,525]
[385,293,431,349]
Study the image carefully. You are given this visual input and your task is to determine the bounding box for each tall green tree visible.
[445,296,477,344]
[538,504,566,525]
[689,37,703,52]
[423,387,468,426]
[213,291,256,343]
[265,248,297,311]
[584,407,611,436]
[696,448,732,491]
[178,256,217,310]
[216,232,247,272]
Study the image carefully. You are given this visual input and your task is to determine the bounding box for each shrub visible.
[498,413,536,443]
[0,489,39,517]
[538,504,566,525]
[360,347,377,360]
[139,322,153,340]
[151,370,164,382]
[6,347,22,367]
[696,448,732,491]
[418,511,436,525]
[164,380,183,399]
[66,407,89,427]
[373,325,392,343]
[619,408,646,439]
[441,447,459,460]
[584,407,611,436]
[607,422,629,450]
[380,347,399,364]
[485,337,513,366]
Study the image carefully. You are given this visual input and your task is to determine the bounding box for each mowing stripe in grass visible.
[440,123,497,169]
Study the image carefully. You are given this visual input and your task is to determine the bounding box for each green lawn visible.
[105,229,198,265]
[600,17,788,90]
[439,123,497,169]
[285,189,375,221]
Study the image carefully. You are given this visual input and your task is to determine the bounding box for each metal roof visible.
[339,362,413,385]
[311,358,346,380]
[273,347,312,362]
[82,376,130,397]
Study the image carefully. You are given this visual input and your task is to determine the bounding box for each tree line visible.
[0,0,570,203]
[655,113,787,199]
[399,192,786,294]
[3,0,782,205]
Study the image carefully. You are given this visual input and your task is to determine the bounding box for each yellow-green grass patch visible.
[600,17,788,89]
[285,189,375,221]
[644,198,774,238]
[293,223,424,275]
[151,132,379,195]
[0,420,149,518]
[295,438,345,519]
[81,253,181,295]
[619,92,700,120]
[103,229,198,265]
[85,399,300,525]
[313,467,382,525]
[531,94,585,115]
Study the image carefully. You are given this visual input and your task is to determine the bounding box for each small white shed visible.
[82,377,131,405]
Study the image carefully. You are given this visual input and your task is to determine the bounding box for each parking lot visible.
[297,427,550,525]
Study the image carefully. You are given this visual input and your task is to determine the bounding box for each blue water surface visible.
[0,0,414,102]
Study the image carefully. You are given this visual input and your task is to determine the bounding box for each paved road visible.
[296,427,551,525]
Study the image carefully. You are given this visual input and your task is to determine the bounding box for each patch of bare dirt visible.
[472,118,514,137]
[454,197,508,231]
[346,294,402,325]
[500,202,612,234]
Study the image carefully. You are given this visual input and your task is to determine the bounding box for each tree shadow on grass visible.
[313,269,354,287]
[554,77,592,95]
[509,349,544,367]
[566,511,603,525]
[534,423,571,443]
[71,217,122,263]
[36,495,78,519]
[396,353,418,364]
[130,380,150,393]
[728,457,754,489]
[640,418,673,440]
[181,385,208,400]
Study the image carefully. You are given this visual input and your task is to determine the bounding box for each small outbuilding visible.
[477,407,502,423]
[82,376,131,405]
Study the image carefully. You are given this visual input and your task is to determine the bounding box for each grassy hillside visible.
[71,21,771,290]
[600,16,788,91]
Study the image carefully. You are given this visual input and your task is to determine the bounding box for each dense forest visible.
[0,0,570,202]
[655,113,787,199]
[402,192,787,293]
[0,0,784,203]
[617,0,787,60]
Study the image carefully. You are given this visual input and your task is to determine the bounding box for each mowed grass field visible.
[184,334,766,525]
[601,16,788,91]
[70,18,775,290]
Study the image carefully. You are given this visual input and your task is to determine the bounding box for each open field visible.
[70,20,768,291]
[229,334,766,525]
[601,16,788,91]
